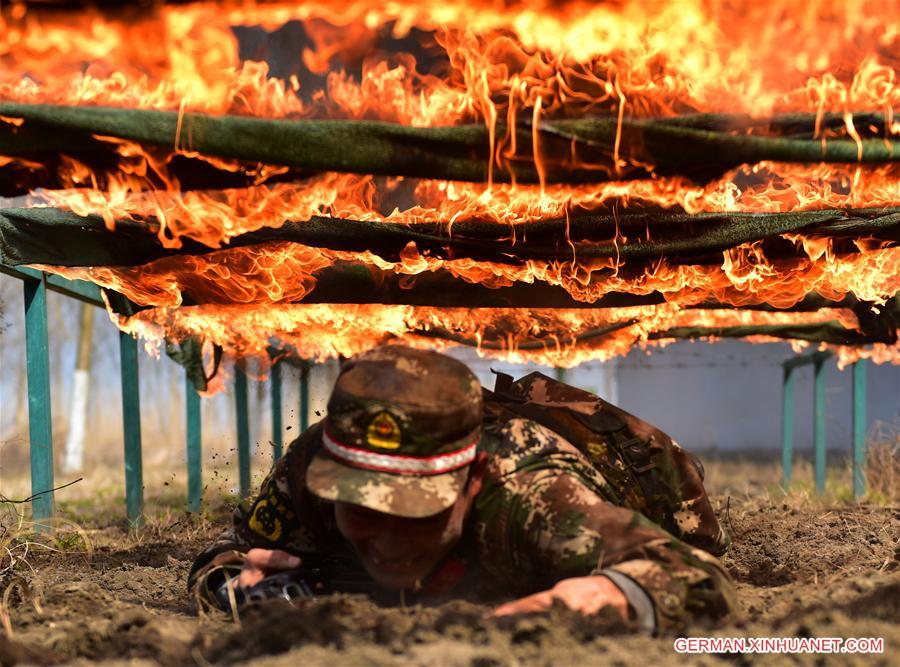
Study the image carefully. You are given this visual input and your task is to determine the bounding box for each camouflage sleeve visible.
[187,424,330,603]
[481,419,736,633]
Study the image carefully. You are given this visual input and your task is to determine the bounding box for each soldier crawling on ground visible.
[189,345,735,633]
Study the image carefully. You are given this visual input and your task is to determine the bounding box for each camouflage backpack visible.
[485,371,730,556]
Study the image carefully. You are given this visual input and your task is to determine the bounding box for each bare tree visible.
[62,303,93,473]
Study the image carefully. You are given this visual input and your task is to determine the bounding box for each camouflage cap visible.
[306,345,483,518]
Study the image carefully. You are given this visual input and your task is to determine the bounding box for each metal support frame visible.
[5,260,880,514]
[781,365,796,487]
[3,262,317,522]
[23,272,54,527]
[1,264,104,308]
[852,360,868,499]
[4,265,116,524]
[813,355,827,493]
[186,374,202,513]
[781,350,832,493]
[119,331,144,528]
[271,361,283,460]
[780,350,871,496]
[235,362,251,497]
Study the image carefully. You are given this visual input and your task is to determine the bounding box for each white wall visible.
[450,341,899,455]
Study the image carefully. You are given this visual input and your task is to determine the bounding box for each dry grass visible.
[0,502,96,641]
[0,478,229,650]
[0,508,93,573]
[865,420,900,504]
[700,424,900,509]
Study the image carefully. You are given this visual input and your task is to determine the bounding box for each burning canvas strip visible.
[0,0,897,378]
[1,202,896,372]
[2,206,897,269]
[2,205,897,314]
[0,105,895,194]
[107,303,898,387]
[2,203,896,381]
[10,209,900,380]
[5,161,896,252]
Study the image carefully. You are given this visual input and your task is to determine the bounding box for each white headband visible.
[322,429,478,475]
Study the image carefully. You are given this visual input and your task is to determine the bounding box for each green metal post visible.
[185,374,202,513]
[118,331,144,528]
[814,356,827,494]
[1,264,104,307]
[271,361,283,460]
[781,365,795,488]
[852,360,868,499]
[299,362,310,432]
[235,363,251,497]
[23,273,54,527]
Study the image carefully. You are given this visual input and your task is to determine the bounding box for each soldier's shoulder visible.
[261,421,326,502]
[482,416,591,478]
[283,421,325,460]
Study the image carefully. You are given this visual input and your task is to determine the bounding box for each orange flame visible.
[105,302,895,373]
[3,0,898,374]
[36,233,899,313]
[2,1,896,121]
[32,162,900,249]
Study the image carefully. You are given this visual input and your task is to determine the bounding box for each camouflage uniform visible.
[189,347,735,633]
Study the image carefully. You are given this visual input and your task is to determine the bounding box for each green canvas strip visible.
[2,205,897,269]
[0,104,894,184]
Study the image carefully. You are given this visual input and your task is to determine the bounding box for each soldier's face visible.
[334,454,488,590]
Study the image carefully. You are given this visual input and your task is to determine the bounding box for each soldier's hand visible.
[493,575,630,619]
[236,548,302,588]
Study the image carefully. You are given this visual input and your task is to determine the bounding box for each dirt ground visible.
[0,458,898,667]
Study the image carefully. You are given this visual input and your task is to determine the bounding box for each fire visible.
[36,234,899,315]
[33,162,900,249]
[2,0,898,375]
[108,302,893,373]
[3,1,896,120]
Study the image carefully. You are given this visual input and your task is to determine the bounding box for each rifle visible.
[211,553,376,611]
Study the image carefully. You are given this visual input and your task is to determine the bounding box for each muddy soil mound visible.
[720,500,899,622]
[2,580,196,666]
[724,502,897,588]
[203,597,631,665]
[1,490,898,666]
